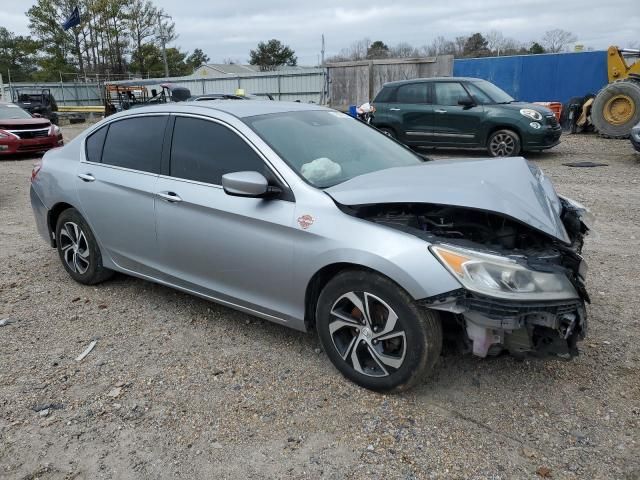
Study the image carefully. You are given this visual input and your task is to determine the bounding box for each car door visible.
[154,114,296,319]
[76,114,168,275]
[391,82,433,144]
[432,81,484,146]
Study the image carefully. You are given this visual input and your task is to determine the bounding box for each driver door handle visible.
[390,108,401,111]
[435,109,447,113]
[157,191,182,203]
[78,173,95,182]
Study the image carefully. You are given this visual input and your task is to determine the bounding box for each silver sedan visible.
[30,101,592,391]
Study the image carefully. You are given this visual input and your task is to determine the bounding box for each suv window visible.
[434,82,472,106]
[170,116,266,185]
[101,116,166,173]
[465,83,493,104]
[396,83,428,104]
[373,86,394,103]
[85,125,108,163]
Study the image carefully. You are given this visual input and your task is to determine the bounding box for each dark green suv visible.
[372,77,561,157]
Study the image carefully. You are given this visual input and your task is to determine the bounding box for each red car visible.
[0,102,63,156]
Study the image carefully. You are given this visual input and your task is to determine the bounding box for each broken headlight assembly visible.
[430,244,579,301]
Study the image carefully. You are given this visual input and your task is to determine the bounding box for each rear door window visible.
[85,125,108,163]
[170,116,267,185]
[101,116,167,173]
[434,82,472,106]
[396,83,428,104]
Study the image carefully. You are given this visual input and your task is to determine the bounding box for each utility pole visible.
[157,13,170,77]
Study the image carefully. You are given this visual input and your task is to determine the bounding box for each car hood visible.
[493,102,554,115]
[0,118,51,128]
[325,157,570,243]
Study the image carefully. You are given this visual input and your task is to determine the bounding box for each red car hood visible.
[0,118,51,130]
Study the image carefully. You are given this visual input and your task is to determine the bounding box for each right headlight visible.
[520,108,543,121]
[430,244,579,301]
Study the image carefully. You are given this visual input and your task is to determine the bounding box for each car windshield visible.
[0,104,33,120]
[469,80,515,104]
[244,110,423,188]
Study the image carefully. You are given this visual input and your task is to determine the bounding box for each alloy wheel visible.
[59,221,90,274]
[328,291,407,377]
[489,132,516,156]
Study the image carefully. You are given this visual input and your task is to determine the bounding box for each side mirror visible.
[458,98,475,108]
[222,171,280,198]
[32,113,42,118]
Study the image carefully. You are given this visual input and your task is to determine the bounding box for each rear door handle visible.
[390,108,401,111]
[78,173,95,182]
[435,109,447,114]
[157,191,182,203]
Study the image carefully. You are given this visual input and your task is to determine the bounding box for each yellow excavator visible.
[592,46,640,138]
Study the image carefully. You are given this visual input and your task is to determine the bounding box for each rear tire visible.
[487,129,521,157]
[592,80,640,139]
[55,208,113,285]
[316,270,442,392]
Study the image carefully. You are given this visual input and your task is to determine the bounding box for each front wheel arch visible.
[304,263,412,331]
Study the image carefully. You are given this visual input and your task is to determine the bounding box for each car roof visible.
[382,77,484,87]
[114,100,327,119]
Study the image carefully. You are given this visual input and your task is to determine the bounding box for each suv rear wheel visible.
[487,129,521,157]
[316,270,442,392]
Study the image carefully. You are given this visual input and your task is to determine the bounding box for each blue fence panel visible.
[453,51,608,104]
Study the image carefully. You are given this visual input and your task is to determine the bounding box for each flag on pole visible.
[62,6,81,31]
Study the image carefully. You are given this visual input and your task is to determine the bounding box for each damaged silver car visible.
[30,101,592,392]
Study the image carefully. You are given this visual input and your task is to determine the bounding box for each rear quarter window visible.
[85,125,108,163]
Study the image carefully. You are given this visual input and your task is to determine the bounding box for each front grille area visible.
[9,128,50,139]
[17,143,51,151]
[459,295,581,319]
[545,114,559,128]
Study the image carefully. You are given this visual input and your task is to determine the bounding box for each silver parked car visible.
[30,101,592,392]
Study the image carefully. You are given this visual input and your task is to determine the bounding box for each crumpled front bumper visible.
[423,289,587,358]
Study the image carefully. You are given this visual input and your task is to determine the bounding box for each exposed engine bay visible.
[343,199,591,359]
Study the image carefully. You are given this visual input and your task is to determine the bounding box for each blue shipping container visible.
[453,51,608,104]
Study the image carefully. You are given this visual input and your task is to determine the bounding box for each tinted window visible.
[434,82,472,106]
[170,117,265,185]
[465,83,493,104]
[373,86,393,103]
[396,83,428,104]
[85,126,108,163]
[101,116,166,173]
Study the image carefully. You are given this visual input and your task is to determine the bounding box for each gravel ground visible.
[1,124,639,480]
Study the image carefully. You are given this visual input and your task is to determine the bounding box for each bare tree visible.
[326,38,371,62]
[541,29,577,53]
[389,42,418,58]
[485,30,505,55]
[421,36,456,56]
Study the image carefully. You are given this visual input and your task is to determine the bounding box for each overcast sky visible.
[2,0,638,65]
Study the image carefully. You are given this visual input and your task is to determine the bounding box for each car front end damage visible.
[361,197,591,359]
[326,157,593,360]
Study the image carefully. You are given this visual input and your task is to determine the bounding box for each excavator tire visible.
[592,79,640,139]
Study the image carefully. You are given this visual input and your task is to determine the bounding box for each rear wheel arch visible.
[48,202,75,247]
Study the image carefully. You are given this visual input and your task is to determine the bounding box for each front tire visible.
[316,270,442,392]
[55,208,113,285]
[487,129,521,157]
